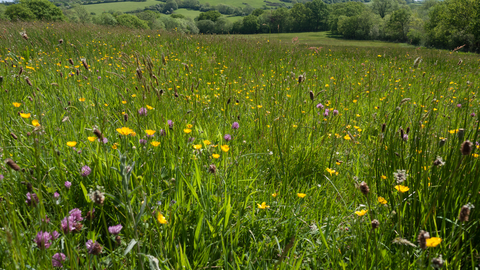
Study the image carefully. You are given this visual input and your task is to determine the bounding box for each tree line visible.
[0,0,479,52]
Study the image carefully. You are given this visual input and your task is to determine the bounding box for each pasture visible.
[0,22,479,269]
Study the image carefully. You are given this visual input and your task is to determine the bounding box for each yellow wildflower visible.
[20,113,31,119]
[426,237,442,247]
[394,185,410,193]
[88,136,96,142]
[257,202,270,209]
[221,145,230,152]
[66,141,77,147]
[145,130,156,136]
[12,102,22,107]
[151,141,160,147]
[344,134,351,140]
[116,127,133,136]
[32,120,40,127]
[271,192,278,198]
[157,212,167,224]
[378,197,387,204]
[184,128,192,134]
[355,209,368,216]
[193,144,202,150]
[78,98,85,102]
[212,154,220,159]
[297,193,306,198]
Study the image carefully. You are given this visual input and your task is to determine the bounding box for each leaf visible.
[123,239,137,256]
[80,182,91,203]
[144,254,161,270]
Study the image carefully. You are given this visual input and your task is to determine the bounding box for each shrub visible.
[116,14,149,29]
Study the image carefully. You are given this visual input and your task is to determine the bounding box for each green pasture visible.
[82,0,158,14]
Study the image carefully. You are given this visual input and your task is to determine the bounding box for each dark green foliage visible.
[116,13,149,29]
[197,10,221,22]
[385,8,410,41]
[23,0,65,21]
[241,14,259,34]
[5,3,36,21]
[196,19,215,33]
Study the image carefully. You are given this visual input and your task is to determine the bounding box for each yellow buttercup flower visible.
[117,127,134,136]
[145,130,156,136]
[203,140,211,146]
[271,192,278,198]
[257,202,270,209]
[193,144,202,150]
[297,193,306,198]
[326,168,336,176]
[112,143,119,150]
[426,237,442,247]
[184,128,192,134]
[20,113,31,119]
[378,197,387,204]
[66,141,77,147]
[212,154,220,159]
[221,145,230,152]
[394,185,410,193]
[122,100,127,104]
[88,136,96,142]
[186,124,193,128]
[157,212,167,224]
[355,209,368,216]
[381,175,387,180]
[12,102,22,107]
[79,98,85,102]
[151,141,160,147]
[32,120,40,127]
[146,105,153,110]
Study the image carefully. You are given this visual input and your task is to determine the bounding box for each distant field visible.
[169,8,201,19]
[82,0,158,14]
[82,0,291,14]
[249,32,415,48]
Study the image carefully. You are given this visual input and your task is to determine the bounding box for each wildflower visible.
[81,165,91,177]
[359,182,369,196]
[184,128,192,134]
[371,219,380,229]
[378,197,387,204]
[393,170,408,184]
[151,141,160,147]
[186,124,193,129]
[35,231,53,249]
[394,185,409,193]
[20,113,31,119]
[157,212,167,224]
[381,175,387,180]
[168,120,174,129]
[457,104,462,108]
[64,181,71,189]
[79,98,85,102]
[116,127,134,136]
[88,136,96,142]
[146,105,153,110]
[272,192,278,198]
[232,122,239,129]
[54,192,60,199]
[392,237,416,247]
[193,144,202,150]
[32,120,40,127]
[324,109,329,117]
[459,203,474,222]
[460,140,473,155]
[221,145,230,152]
[324,168,334,176]
[224,134,232,141]
[316,103,324,109]
[344,134,351,140]
[471,113,476,117]
[332,110,339,116]
[86,240,102,255]
[26,192,39,206]
[417,230,430,249]
[139,139,147,145]
[145,130,156,137]
[203,140,211,146]
[257,202,270,209]
[297,193,306,198]
[13,102,21,107]
[433,156,445,166]
[108,224,123,235]
[66,141,77,147]
[355,209,368,216]
[52,253,66,268]
[402,134,408,141]
[212,154,220,159]
[426,237,442,247]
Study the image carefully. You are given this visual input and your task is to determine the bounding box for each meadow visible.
[0,22,480,269]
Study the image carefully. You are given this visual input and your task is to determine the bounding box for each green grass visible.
[82,0,158,14]
[193,0,291,8]
[249,31,415,48]
[169,8,201,19]
[1,21,480,270]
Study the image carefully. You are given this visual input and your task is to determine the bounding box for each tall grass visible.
[0,21,479,269]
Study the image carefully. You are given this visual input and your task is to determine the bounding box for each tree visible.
[196,19,215,33]
[5,4,36,21]
[290,3,311,32]
[214,17,232,34]
[23,0,64,21]
[163,0,178,14]
[242,14,259,34]
[136,10,160,29]
[386,8,410,41]
[251,8,264,17]
[305,0,330,31]
[197,10,221,22]
[372,0,393,18]
[98,12,117,26]
[116,14,149,29]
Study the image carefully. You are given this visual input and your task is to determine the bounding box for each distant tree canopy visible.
[5,0,64,21]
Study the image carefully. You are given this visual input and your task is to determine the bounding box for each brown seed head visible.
[460,140,473,155]
[459,204,472,222]
[6,159,21,171]
[208,164,217,174]
[371,219,379,229]
[417,230,430,250]
[359,181,370,196]
[115,235,121,246]
[93,129,103,140]
[68,58,74,66]
[81,58,89,71]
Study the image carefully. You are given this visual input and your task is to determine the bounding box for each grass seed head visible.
[459,203,474,222]
[417,230,430,249]
[81,58,89,71]
[431,255,444,269]
[359,181,369,196]
[371,219,379,229]
[460,140,473,155]
[6,159,21,171]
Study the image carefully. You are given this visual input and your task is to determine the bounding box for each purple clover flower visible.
[333,110,339,116]
[471,113,476,117]
[168,120,174,129]
[86,239,102,255]
[224,134,232,142]
[54,192,60,199]
[403,134,409,141]
[138,107,148,116]
[64,181,71,189]
[26,192,39,206]
[139,139,147,145]
[35,231,53,249]
[81,165,91,177]
[159,129,166,136]
[108,224,123,235]
[98,137,108,144]
[316,103,324,109]
[457,104,462,108]
[0,174,4,180]
[324,109,329,117]
[232,122,239,129]
[69,208,83,222]
[52,231,60,240]
[52,253,66,268]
